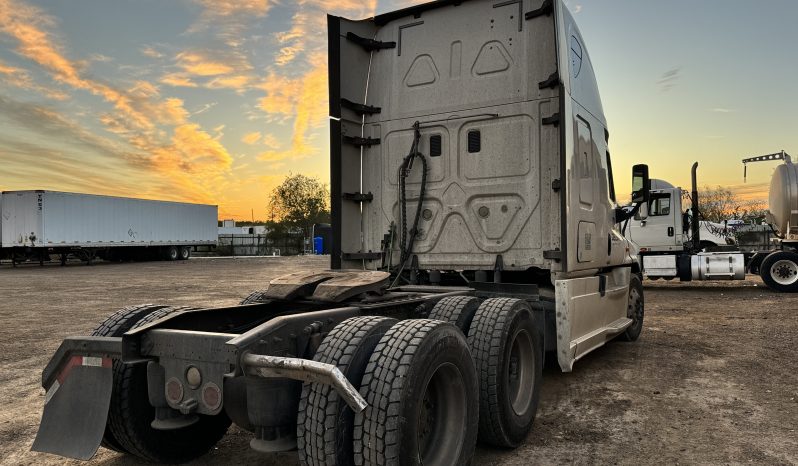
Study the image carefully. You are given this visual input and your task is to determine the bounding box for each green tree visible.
[268,174,331,238]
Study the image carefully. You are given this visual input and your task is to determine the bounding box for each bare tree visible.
[687,186,767,223]
[696,186,737,223]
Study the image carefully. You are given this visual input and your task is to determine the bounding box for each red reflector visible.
[166,378,184,403]
[56,356,83,385]
[202,383,221,411]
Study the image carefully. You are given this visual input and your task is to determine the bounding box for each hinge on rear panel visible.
[538,71,560,89]
[543,249,562,262]
[342,252,383,261]
[542,112,560,127]
[346,32,396,52]
[341,98,382,116]
[525,0,553,20]
[551,179,561,192]
[342,192,373,203]
[343,135,381,147]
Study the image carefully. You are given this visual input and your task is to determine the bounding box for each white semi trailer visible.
[32,1,649,464]
[625,152,798,292]
[0,190,217,265]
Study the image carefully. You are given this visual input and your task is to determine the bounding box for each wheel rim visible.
[416,362,467,466]
[170,248,178,260]
[770,260,798,286]
[181,249,189,259]
[507,329,535,416]
[628,287,643,329]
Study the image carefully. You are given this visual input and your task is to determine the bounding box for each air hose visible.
[390,121,428,286]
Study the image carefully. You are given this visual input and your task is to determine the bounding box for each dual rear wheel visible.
[298,297,543,466]
[92,305,231,463]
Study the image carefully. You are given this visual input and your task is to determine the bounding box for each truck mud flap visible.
[32,360,113,460]
[32,336,121,460]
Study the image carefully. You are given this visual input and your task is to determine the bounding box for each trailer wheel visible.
[90,304,171,453]
[619,274,645,341]
[354,320,478,466]
[179,246,191,260]
[760,251,798,292]
[428,296,481,335]
[240,289,270,305]
[164,246,179,261]
[106,306,231,462]
[467,298,542,447]
[297,316,397,466]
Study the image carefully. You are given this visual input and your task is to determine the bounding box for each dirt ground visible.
[0,257,796,465]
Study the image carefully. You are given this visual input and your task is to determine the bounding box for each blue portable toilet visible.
[313,236,323,255]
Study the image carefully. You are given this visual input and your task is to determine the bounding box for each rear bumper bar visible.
[242,353,367,412]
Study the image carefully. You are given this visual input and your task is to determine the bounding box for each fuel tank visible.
[690,252,745,281]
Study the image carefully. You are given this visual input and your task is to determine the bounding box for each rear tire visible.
[619,274,645,341]
[760,251,798,292]
[297,316,397,466]
[91,304,171,453]
[164,246,179,261]
[179,246,191,260]
[467,298,542,447]
[427,296,481,335]
[106,306,231,462]
[354,320,479,466]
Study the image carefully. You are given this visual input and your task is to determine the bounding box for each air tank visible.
[768,160,798,238]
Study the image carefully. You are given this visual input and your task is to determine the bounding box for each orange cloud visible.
[207,74,251,90]
[0,0,237,204]
[257,72,302,116]
[175,51,234,76]
[242,131,262,145]
[0,58,68,100]
[141,46,164,58]
[196,0,273,18]
[160,72,198,88]
[128,80,159,98]
[261,133,280,149]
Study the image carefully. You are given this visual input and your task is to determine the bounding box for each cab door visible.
[628,190,680,251]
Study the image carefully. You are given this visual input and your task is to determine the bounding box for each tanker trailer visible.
[743,151,798,291]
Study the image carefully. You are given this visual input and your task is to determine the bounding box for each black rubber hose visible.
[399,121,428,268]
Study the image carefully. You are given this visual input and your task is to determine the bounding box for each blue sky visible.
[0,0,795,218]
[573,0,798,198]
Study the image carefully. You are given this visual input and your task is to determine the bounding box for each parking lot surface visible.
[0,257,796,465]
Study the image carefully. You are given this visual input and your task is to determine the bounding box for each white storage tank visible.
[768,161,798,239]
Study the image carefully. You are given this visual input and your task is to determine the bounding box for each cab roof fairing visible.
[557,1,607,127]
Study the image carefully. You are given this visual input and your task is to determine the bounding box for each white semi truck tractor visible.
[625,151,798,292]
[31,1,649,464]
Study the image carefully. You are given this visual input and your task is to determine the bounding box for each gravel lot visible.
[0,257,796,465]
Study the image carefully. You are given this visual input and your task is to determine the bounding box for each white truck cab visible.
[626,179,731,254]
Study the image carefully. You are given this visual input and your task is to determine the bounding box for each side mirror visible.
[631,164,650,204]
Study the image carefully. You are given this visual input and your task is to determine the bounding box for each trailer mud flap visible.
[32,360,113,460]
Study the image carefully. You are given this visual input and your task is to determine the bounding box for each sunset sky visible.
[0,0,795,219]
